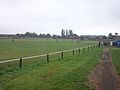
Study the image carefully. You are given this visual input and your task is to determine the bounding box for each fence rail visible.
[0,44,99,67]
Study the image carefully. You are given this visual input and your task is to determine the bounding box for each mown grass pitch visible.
[0,38,96,61]
[0,38,102,90]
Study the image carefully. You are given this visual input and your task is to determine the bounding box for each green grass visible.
[0,38,101,90]
[109,47,120,75]
[0,47,103,90]
[0,38,96,61]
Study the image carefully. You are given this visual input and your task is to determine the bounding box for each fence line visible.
[0,44,98,64]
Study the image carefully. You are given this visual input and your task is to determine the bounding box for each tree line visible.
[0,29,79,39]
[0,29,114,40]
[61,29,79,39]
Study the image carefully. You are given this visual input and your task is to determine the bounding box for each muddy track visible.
[87,48,120,90]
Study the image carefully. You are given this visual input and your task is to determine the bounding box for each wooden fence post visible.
[61,51,63,59]
[73,49,74,55]
[84,47,85,52]
[88,46,89,51]
[19,58,22,68]
[47,53,49,62]
[78,48,80,54]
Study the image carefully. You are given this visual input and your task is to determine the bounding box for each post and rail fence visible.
[0,44,99,68]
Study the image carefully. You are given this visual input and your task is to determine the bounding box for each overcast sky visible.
[0,0,120,35]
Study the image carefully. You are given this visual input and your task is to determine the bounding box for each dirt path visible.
[87,48,120,90]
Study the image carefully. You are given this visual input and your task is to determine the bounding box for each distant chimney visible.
[115,33,118,36]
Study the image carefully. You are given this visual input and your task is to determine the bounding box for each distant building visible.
[103,33,120,47]
[108,33,120,40]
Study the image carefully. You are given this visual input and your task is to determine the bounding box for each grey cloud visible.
[0,0,120,35]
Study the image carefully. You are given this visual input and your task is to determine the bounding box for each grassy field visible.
[0,47,102,90]
[0,38,96,61]
[0,38,102,90]
[110,47,120,75]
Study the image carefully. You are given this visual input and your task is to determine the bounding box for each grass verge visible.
[110,47,120,75]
